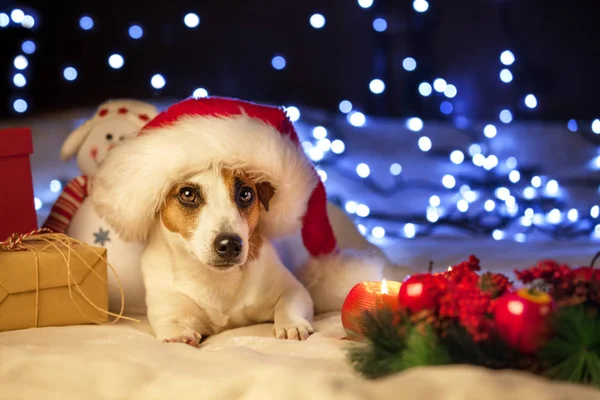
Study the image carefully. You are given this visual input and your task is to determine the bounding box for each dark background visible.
[1,0,598,121]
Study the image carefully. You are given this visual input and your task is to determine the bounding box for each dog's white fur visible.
[91,110,394,344]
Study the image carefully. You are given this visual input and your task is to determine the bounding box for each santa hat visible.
[91,96,385,312]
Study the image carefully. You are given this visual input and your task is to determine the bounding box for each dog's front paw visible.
[273,318,314,341]
[162,330,202,348]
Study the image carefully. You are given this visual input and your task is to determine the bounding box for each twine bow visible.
[0,228,139,327]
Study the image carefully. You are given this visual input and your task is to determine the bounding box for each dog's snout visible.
[214,234,243,260]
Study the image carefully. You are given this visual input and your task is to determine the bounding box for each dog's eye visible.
[178,188,197,204]
[106,133,113,141]
[238,187,254,205]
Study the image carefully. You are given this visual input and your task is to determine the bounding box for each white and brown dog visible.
[91,97,405,346]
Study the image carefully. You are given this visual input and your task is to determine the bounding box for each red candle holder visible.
[341,279,401,339]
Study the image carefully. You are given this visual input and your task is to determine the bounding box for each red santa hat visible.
[91,96,387,313]
[92,96,337,257]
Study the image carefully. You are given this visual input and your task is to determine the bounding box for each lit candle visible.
[341,279,402,339]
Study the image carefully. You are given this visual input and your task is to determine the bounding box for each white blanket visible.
[1,313,598,400]
[3,108,600,399]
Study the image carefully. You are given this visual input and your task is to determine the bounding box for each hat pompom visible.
[295,249,387,314]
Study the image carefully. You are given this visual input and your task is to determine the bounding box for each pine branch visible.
[442,322,519,369]
[348,308,452,378]
[398,324,451,370]
[540,305,600,387]
[348,308,407,379]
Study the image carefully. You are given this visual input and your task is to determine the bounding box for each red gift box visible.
[0,127,38,240]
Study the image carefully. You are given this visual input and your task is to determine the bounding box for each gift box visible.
[0,127,38,241]
[0,239,109,332]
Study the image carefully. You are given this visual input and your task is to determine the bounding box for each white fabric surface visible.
[1,313,599,400]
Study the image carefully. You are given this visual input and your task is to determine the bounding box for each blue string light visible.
[373,18,387,32]
[309,13,326,29]
[444,85,457,98]
[10,9,24,23]
[402,57,417,71]
[14,55,28,70]
[499,69,513,83]
[357,0,374,9]
[128,24,143,39]
[271,55,286,70]
[13,99,27,113]
[418,136,432,152]
[285,106,301,122]
[193,88,208,98]
[524,94,538,109]
[499,109,513,123]
[483,124,497,138]
[21,40,36,54]
[433,78,447,93]
[413,0,429,13]
[79,16,94,30]
[390,163,402,175]
[500,50,515,66]
[418,82,432,96]
[21,15,35,29]
[406,117,424,132]
[591,119,600,134]
[450,150,464,164]
[108,54,124,69]
[369,79,385,94]
[0,13,9,27]
[13,73,26,88]
[63,67,78,81]
[183,13,200,28]
[150,73,165,89]
[348,111,366,127]
[338,100,353,114]
[440,101,453,114]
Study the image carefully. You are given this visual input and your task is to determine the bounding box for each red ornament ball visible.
[398,274,445,313]
[494,288,556,354]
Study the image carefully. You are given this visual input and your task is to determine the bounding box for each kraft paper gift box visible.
[0,241,109,332]
[0,127,38,241]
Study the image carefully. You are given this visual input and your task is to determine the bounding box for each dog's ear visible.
[256,182,275,212]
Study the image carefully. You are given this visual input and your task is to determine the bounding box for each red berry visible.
[573,266,600,281]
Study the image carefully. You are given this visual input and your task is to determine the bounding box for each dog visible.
[144,167,315,346]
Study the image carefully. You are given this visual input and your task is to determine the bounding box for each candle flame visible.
[447,266,453,272]
[381,279,388,294]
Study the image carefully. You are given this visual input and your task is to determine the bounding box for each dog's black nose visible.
[214,234,243,259]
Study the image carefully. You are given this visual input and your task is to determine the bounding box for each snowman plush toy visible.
[43,99,159,315]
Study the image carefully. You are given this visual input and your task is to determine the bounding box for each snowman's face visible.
[77,118,141,176]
